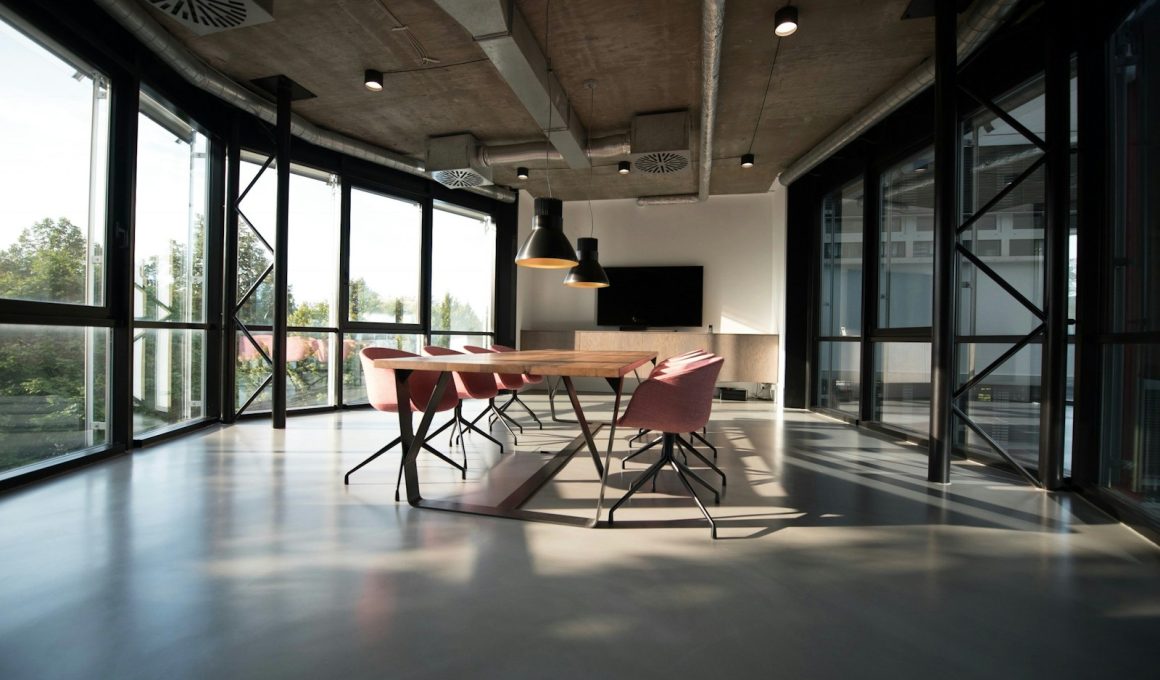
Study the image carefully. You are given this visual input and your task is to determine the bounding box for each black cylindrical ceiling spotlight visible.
[741,153,755,168]
[774,5,798,37]
[563,237,610,288]
[516,167,529,180]
[364,69,383,92]
[515,197,578,269]
[618,160,631,175]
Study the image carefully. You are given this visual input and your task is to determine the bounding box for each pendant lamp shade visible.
[563,237,609,288]
[516,197,578,269]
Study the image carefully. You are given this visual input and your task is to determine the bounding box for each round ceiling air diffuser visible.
[431,169,486,188]
[635,151,690,174]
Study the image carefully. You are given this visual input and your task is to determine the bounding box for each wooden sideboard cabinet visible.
[520,330,778,384]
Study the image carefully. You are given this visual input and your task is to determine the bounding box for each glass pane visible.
[959,76,1052,334]
[288,171,339,327]
[0,20,108,306]
[1109,2,1160,334]
[0,325,108,474]
[430,204,495,333]
[342,333,425,405]
[817,340,860,415]
[957,342,1042,467]
[1100,344,1160,524]
[135,93,209,323]
[879,148,934,328]
[235,330,272,414]
[875,342,931,437]
[287,331,333,409]
[819,179,863,337]
[236,158,276,324]
[348,189,421,323]
[427,333,495,351]
[133,329,205,435]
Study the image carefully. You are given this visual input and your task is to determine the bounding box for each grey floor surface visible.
[1,397,1158,679]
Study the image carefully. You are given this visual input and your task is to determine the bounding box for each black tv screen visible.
[597,266,703,328]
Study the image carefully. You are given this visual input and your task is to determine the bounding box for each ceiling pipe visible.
[94,0,517,203]
[637,0,725,207]
[776,0,1022,187]
[479,133,630,167]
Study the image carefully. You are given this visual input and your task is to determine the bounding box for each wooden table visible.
[373,349,657,527]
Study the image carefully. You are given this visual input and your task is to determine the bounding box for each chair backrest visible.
[619,354,725,434]
[463,345,525,390]
[651,349,710,376]
[490,343,543,383]
[422,345,498,400]
[360,347,458,414]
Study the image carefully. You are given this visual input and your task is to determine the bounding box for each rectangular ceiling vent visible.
[629,111,691,174]
[145,0,274,36]
[426,134,494,189]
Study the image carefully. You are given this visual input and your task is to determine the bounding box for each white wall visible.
[515,185,789,399]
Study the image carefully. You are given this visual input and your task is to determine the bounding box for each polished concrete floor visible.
[1,397,1158,679]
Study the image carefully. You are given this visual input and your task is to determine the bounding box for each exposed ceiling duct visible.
[776,0,1022,187]
[477,133,630,168]
[637,0,725,206]
[94,0,516,203]
[143,0,274,35]
[433,0,591,170]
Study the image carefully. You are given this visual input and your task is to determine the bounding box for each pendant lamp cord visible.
[587,81,596,237]
[748,36,783,156]
[544,0,553,199]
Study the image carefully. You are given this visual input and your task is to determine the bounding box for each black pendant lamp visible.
[564,237,609,288]
[515,197,578,269]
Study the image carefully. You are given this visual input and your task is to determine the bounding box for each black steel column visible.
[928,1,958,484]
[205,132,227,422]
[272,78,291,428]
[221,118,240,423]
[1071,12,1108,489]
[860,163,881,423]
[1038,1,1070,489]
[108,76,140,449]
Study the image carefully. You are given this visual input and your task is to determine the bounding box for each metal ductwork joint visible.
[95,0,516,203]
[433,0,591,169]
[638,0,725,206]
[777,0,1022,187]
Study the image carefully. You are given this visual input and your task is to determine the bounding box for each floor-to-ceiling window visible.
[343,187,426,405]
[232,157,342,414]
[817,178,863,416]
[1101,0,1160,523]
[429,202,497,349]
[0,15,110,475]
[133,90,210,435]
[874,146,935,437]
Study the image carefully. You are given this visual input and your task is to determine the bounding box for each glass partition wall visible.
[812,69,1078,466]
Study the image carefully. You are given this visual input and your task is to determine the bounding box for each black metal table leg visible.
[396,370,453,505]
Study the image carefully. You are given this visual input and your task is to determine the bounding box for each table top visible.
[373,349,657,378]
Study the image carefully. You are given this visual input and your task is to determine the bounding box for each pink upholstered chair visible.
[490,344,544,429]
[609,354,726,538]
[462,345,526,442]
[345,347,465,501]
[626,349,719,460]
[422,345,505,454]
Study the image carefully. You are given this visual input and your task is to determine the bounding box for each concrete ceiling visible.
[139,0,937,201]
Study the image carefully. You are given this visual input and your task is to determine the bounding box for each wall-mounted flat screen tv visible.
[596,266,703,328]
